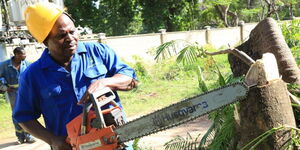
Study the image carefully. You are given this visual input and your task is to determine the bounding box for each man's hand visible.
[6,87,14,93]
[78,74,138,104]
[78,79,106,104]
[19,120,72,150]
[50,136,72,150]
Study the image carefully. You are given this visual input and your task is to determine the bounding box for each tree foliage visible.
[137,0,201,32]
[64,0,140,36]
[63,0,300,35]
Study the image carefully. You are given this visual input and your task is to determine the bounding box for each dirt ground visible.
[0,116,211,150]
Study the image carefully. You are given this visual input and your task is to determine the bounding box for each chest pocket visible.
[84,64,107,79]
[40,84,62,100]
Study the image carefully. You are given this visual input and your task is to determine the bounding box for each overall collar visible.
[40,42,86,70]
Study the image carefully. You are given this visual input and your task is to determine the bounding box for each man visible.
[0,47,35,144]
[13,2,137,150]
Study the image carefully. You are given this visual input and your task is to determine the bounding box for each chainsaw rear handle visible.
[90,87,118,129]
[91,87,117,107]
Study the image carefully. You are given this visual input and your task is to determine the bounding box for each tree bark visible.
[232,53,297,149]
[236,79,296,149]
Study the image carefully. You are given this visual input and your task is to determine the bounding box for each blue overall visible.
[13,42,137,149]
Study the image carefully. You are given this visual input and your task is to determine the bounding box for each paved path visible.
[0,116,211,150]
[0,138,50,150]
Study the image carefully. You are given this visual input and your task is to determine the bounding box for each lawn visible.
[0,94,14,139]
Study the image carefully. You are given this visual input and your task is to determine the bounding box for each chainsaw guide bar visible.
[115,82,249,143]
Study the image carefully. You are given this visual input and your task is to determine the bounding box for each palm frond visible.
[164,132,201,150]
[199,104,236,150]
[208,105,235,150]
[155,40,185,61]
[217,68,226,86]
[198,121,216,149]
[241,126,285,150]
[196,66,208,92]
[176,45,200,66]
[208,56,226,86]
[225,74,244,84]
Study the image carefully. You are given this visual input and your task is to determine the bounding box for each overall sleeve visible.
[96,43,137,80]
[13,73,41,123]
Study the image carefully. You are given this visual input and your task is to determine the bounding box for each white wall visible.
[4,43,44,62]
[1,22,261,63]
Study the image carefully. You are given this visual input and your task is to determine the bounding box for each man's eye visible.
[57,33,66,39]
[70,30,77,35]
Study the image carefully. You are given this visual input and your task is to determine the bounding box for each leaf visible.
[241,126,285,150]
[164,133,201,150]
[155,40,187,61]
[176,45,199,66]
[211,57,226,86]
[199,122,216,149]
[217,69,226,87]
[196,66,208,92]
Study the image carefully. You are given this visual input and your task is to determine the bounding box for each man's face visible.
[15,50,26,61]
[45,14,79,61]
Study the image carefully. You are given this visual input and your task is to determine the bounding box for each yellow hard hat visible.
[24,2,64,43]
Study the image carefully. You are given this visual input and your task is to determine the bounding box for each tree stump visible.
[236,53,296,149]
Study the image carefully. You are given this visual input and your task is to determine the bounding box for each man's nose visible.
[65,33,74,41]
[65,32,78,42]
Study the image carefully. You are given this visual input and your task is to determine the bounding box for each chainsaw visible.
[66,82,249,150]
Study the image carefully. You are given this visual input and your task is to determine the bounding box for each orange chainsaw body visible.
[66,108,120,150]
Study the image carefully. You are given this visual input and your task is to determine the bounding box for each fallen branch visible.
[205,48,255,66]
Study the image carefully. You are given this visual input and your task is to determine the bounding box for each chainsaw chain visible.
[116,82,249,143]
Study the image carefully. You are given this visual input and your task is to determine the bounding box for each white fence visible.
[79,22,258,62]
[0,22,260,63]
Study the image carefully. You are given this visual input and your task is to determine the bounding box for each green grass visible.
[120,77,200,117]
[0,94,15,139]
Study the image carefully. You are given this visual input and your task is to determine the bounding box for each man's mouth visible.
[65,43,77,50]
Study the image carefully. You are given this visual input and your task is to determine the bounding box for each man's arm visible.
[93,74,138,91]
[19,120,71,150]
[79,74,138,104]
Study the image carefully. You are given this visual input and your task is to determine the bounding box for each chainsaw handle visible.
[90,87,118,129]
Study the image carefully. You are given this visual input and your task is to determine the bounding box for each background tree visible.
[65,0,140,36]
[280,0,298,18]
[63,0,300,35]
[202,0,240,27]
[137,0,201,33]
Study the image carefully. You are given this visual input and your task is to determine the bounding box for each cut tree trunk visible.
[228,17,300,85]
[237,80,296,149]
[235,53,296,149]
